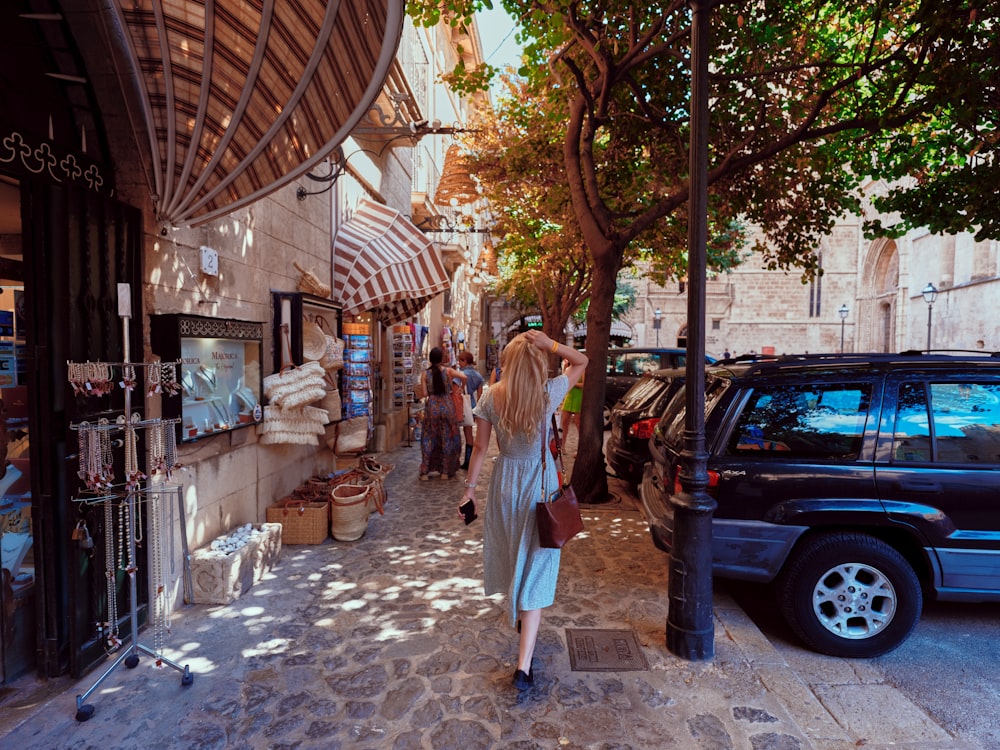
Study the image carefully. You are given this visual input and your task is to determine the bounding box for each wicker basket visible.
[266,497,329,544]
[329,467,385,516]
[330,484,371,541]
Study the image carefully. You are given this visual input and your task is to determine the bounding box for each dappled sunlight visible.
[241,637,293,659]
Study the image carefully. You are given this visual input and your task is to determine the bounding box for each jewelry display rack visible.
[69,284,193,722]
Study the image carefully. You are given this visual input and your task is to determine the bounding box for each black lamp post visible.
[668,0,715,662]
[838,304,849,353]
[654,307,662,346]
[922,282,938,351]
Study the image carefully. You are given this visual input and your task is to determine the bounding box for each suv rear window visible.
[618,376,667,409]
[725,383,871,459]
[658,376,730,451]
[893,381,1000,464]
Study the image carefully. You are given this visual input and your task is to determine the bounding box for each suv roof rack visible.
[899,349,1000,358]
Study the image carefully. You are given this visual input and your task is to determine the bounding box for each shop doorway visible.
[0,175,143,684]
[0,175,32,684]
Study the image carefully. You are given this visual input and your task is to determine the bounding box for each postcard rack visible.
[68,285,194,722]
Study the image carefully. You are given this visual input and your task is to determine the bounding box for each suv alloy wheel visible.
[776,532,922,658]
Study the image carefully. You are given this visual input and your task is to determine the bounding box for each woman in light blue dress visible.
[461,331,588,690]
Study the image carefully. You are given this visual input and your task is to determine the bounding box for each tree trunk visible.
[570,249,621,503]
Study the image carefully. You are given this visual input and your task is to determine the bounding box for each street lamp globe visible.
[922,282,938,305]
[922,282,938,351]
[838,304,849,320]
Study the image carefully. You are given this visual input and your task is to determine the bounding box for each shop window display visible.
[151,315,264,442]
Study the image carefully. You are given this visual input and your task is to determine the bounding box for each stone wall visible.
[141,179,344,608]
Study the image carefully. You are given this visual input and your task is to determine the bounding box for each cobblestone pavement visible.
[0,431,978,749]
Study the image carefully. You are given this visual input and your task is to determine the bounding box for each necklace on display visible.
[196,365,217,395]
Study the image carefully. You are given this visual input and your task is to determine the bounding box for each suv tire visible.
[777,532,922,658]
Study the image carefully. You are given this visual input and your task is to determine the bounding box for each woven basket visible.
[329,468,385,516]
[265,497,328,544]
[330,484,371,541]
[359,455,394,479]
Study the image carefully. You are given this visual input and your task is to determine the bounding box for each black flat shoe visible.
[512,668,533,691]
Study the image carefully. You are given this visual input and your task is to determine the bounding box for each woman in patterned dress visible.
[419,347,466,480]
[460,331,588,690]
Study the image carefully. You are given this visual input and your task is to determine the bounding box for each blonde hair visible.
[493,334,548,440]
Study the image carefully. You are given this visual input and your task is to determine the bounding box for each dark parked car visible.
[602,348,714,427]
[639,352,1000,658]
[605,368,684,485]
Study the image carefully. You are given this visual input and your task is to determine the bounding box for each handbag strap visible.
[539,411,548,504]
[550,413,567,480]
[539,406,561,503]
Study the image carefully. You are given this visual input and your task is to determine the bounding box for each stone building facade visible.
[627,185,999,358]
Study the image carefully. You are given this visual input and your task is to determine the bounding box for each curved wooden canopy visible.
[107,0,404,227]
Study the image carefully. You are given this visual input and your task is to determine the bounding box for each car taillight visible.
[672,466,720,495]
[628,418,658,440]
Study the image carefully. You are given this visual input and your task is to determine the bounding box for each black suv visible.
[605,368,685,485]
[639,353,1000,658]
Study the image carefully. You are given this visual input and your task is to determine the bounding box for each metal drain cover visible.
[566,628,650,672]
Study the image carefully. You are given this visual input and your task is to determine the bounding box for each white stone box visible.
[190,522,282,605]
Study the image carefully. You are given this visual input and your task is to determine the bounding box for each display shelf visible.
[390,323,415,409]
[271,292,343,425]
[341,319,373,420]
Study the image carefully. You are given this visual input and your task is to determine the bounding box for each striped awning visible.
[573,320,635,338]
[333,199,450,325]
[106,0,404,227]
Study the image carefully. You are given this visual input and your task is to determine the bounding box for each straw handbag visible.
[302,320,328,362]
[292,260,331,298]
[335,416,369,455]
[264,361,326,407]
[330,483,371,541]
[263,324,327,406]
[259,404,328,445]
[320,387,342,422]
[315,316,344,372]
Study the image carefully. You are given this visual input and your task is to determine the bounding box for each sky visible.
[475,4,523,94]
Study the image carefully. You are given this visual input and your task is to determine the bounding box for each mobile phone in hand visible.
[459,499,477,525]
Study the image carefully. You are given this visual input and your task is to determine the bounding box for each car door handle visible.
[893,480,943,493]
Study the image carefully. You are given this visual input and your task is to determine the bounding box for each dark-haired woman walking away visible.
[419,347,466,480]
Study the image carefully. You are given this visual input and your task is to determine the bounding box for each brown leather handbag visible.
[536,414,583,548]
